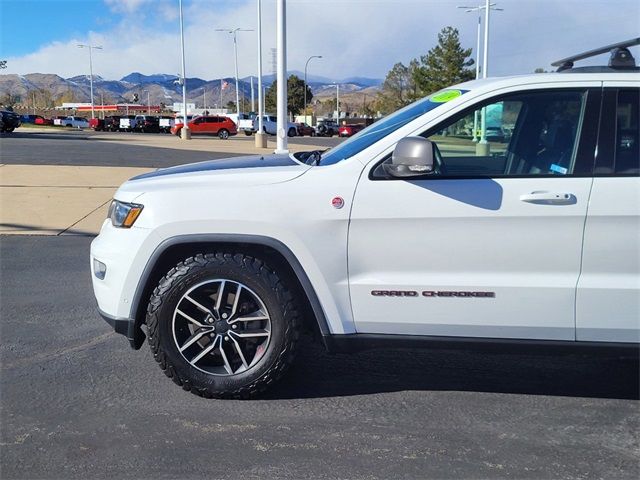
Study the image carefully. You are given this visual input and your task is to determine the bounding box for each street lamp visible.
[458,1,502,149]
[77,44,102,119]
[255,0,267,148]
[216,27,254,118]
[178,0,190,139]
[304,55,322,125]
[143,89,151,114]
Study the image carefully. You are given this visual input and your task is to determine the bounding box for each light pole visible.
[255,0,267,148]
[216,27,254,118]
[304,55,322,125]
[275,0,287,154]
[77,44,102,119]
[178,0,190,139]
[458,2,502,151]
[143,90,151,114]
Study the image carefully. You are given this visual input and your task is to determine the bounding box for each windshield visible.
[320,89,468,166]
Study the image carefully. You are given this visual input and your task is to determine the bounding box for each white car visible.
[91,39,639,398]
[119,115,138,132]
[253,114,298,137]
[63,116,89,128]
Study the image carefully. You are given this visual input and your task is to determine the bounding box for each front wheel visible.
[287,127,297,137]
[146,253,301,399]
[218,129,230,140]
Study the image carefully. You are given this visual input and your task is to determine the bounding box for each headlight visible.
[108,200,144,228]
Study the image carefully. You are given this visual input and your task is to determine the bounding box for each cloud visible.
[4,0,640,81]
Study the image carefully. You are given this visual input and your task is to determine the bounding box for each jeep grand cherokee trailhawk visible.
[91,39,640,398]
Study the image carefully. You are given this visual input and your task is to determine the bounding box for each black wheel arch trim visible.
[125,234,332,350]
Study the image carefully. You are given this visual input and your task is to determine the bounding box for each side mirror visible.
[384,137,435,178]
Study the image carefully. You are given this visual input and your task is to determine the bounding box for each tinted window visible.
[614,89,639,175]
[321,89,468,166]
[418,90,586,177]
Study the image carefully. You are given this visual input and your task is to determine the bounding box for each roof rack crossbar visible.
[551,37,640,71]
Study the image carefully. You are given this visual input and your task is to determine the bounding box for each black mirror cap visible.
[385,137,435,178]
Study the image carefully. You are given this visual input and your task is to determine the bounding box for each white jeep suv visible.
[91,40,639,398]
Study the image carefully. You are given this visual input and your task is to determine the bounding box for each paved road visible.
[1,235,638,479]
[0,130,341,168]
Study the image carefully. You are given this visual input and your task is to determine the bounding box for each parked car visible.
[103,116,121,132]
[63,116,89,128]
[91,38,640,399]
[315,119,339,136]
[20,114,39,124]
[1,110,21,132]
[296,122,316,136]
[171,115,237,139]
[89,118,105,131]
[52,116,67,126]
[135,115,160,133]
[252,115,297,136]
[485,126,506,142]
[159,116,174,133]
[34,116,53,126]
[338,123,365,137]
[119,115,138,132]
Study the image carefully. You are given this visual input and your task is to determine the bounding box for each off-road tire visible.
[146,252,301,399]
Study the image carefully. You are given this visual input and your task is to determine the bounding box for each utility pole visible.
[178,0,190,139]
[250,76,255,112]
[275,0,287,154]
[77,44,102,119]
[304,55,322,125]
[255,0,267,148]
[216,27,253,118]
[458,2,502,152]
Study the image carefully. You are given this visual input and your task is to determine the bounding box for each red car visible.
[171,115,237,139]
[296,122,316,136]
[34,116,53,125]
[338,123,365,137]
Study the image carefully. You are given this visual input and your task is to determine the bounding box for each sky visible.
[1,0,639,81]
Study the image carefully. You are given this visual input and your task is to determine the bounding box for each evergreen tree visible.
[265,75,312,115]
[412,27,474,96]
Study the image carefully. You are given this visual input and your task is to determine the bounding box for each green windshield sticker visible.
[430,90,463,103]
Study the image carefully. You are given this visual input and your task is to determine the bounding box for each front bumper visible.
[98,308,145,349]
[91,220,157,350]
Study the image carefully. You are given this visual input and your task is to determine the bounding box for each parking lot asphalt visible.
[1,235,638,480]
[0,129,342,235]
[0,129,341,168]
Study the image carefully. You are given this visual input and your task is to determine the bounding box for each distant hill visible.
[0,71,381,110]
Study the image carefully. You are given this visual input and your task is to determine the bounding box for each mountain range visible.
[0,71,382,108]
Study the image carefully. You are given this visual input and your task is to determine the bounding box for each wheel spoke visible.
[190,337,218,365]
[176,308,205,328]
[184,295,215,317]
[230,329,270,338]
[228,335,249,369]
[179,329,211,352]
[215,280,226,312]
[230,283,243,318]
[228,314,269,325]
[218,338,234,374]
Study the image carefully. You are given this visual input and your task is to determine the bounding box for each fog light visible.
[93,259,107,280]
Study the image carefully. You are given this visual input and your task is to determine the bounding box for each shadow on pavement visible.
[264,337,640,401]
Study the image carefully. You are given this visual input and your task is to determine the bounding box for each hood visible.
[115,153,311,200]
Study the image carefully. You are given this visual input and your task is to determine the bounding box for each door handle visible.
[519,191,576,205]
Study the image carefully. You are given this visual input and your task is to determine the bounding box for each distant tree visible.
[412,27,475,96]
[225,100,236,110]
[0,92,20,108]
[374,60,420,114]
[58,89,78,104]
[534,67,549,73]
[265,75,312,115]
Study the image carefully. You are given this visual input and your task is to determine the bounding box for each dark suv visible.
[135,115,160,133]
[1,110,21,132]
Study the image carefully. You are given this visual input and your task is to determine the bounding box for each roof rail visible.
[551,37,640,72]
